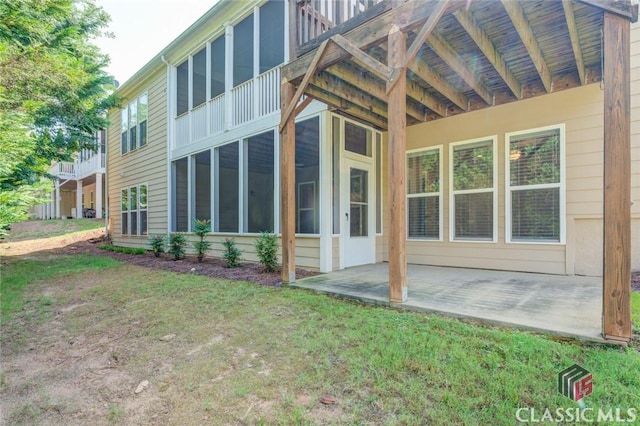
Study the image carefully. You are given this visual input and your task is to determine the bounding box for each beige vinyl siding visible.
[332,236,340,270]
[628,22,640,273]
[387,81,639,276]
[108,67,168,248]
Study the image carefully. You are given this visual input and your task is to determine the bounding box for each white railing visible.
[101,153,106,168]
[173,68,283,150]
[52,162,76,179]
[50,152,105,180]
[232,79,254,127]
[257,67,280,117]
[209,94,225,135]
[76,154,101,178]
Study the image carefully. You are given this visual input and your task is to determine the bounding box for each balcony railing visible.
[49,153,105,180]
[173,67,281,150]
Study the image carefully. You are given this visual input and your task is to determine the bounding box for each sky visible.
[94,0,219,86]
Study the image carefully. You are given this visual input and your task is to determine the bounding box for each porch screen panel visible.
[246,131,274,233]
[376,133,382,234]
[192,48,206,108]
[295,117,320,234]
[407,148,440,239]
[332,116,340,234]
[259,0,284,73]
[233,14,254,86]
[121,189,128,235]
[194,150,211,225]
[509,128,561,242]
[452,140,494,240]
[173,157,189,232]
[176,60,189,116]
[210,37,225,99]
[344,122,371,157]
[216,142,239,232]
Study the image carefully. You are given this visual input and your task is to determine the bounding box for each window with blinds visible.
[407,147,441,239]
[450,138,496,241]
[507,126,562,242]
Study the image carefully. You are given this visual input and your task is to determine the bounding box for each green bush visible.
[99,245,146,255]
[222,238,242,268]
[148,234,166,257]
[254,232,279,272]
[192,219,212,262]
[168,233,187,261]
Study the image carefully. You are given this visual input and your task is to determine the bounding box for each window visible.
[176,60,189,116]
[295,117,320,234]
[121,93,148,154]
[215,142,239,232]
[210,37,225,99]
[90,191,94,209]
[259,0,284,73]
[375,133,382,234]
[450,137,496,241]
[193,150,211,225]
[507,126,563,243]
[192,48,207,108]
[246,131,274,232]
[345,121,371,156]
[407,147,441,239]
[121,184,147,236]
[233,14,254,86]
[173,157,189,232]
[332,116,341,234]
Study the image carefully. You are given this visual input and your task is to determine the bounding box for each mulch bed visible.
[53,239,318,286]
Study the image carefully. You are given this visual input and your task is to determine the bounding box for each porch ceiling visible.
[281,0,637,130]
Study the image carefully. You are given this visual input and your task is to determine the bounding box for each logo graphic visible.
[558,364,593,402]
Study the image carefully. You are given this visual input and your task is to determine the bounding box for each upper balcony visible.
[49,148,106,181]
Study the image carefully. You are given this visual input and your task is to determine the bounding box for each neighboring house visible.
[108,0,639,341]
[34,130,106,220]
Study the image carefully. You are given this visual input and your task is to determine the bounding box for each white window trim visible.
[449,135,498,243]
[406,145,443,241]
[121,92,149,156]
[505,124,566,245]
[122,183,148,236]
[375,131,384,236]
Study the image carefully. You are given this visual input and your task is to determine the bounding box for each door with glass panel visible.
[342,159,375,267]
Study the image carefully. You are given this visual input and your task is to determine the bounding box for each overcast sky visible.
[94,0,218,85]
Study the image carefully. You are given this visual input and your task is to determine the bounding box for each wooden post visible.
[280,80,296,284]
[387,24,407,303]
[602,12,631,343]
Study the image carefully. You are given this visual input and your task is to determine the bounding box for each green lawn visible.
[2,219,104,242]
[2,255,638,425]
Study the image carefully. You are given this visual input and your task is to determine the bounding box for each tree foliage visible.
[0,0,117,236]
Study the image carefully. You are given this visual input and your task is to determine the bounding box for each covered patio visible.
[293,263,603,341]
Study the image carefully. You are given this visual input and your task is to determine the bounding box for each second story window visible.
[121,92,149,155]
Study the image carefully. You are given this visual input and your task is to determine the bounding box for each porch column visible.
[51,189,56,219]
[280,80,296,283]
[387,25,408,303]
[55,179,61,219]
[602,12,631,343]
[95,172,103,219]
[76,180,83,219]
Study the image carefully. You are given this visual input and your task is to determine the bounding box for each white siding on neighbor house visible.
[108,68,168,248]
[382,82,640,276]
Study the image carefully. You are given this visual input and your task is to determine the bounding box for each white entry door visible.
[342,159,375,267]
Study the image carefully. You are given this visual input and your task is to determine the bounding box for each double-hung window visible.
[450,137,497,241]
[506,125,563,243]
[407,147,441,240]
[121,184,148,236]
[120,93,148,154]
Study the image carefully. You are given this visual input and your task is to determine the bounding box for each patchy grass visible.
[633,292,640,334]
[3,219,104,242]
[99,245,146,255]
[1,255,639,425]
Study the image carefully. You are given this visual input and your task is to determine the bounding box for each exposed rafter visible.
[305,85,388,129]
[561,0,586,85]
[330,34,394,81]
[410,59,468,111]
[500,0,553,93]
[312,71,390,119]
[453,8,522,99]
[405,0,450,68]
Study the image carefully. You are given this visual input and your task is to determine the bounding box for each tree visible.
[0,0,117,237]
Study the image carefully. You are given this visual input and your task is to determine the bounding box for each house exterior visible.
[108,0,639,342]
[34,130,106,220]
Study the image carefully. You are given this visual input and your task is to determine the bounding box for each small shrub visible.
[168,233,187,261]
[99,245,146,255]
[192,219,212,262]
[222,238,242,268]
[255,232,279,272]
[148,234,166,257]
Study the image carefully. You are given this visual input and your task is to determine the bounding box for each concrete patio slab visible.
[293,263,604,342]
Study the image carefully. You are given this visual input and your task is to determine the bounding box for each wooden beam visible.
[311,71,389,119]
[280,39,329,132]
[282,0,467,83]
[427,31,494,105]
[453,8,522,99]
[561,0,586,85]
[410,58,468,111]
[288,0,298,59]
[387,24,407,303]
[325,63,427,122]
[405,0,450,68]
[602,11,631,343]
[500,0,553,93]
[305,85,388,129]
[330,34,394,81]
[578,0,637,22]
[294,96,313,117]
[280,81,296,284]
